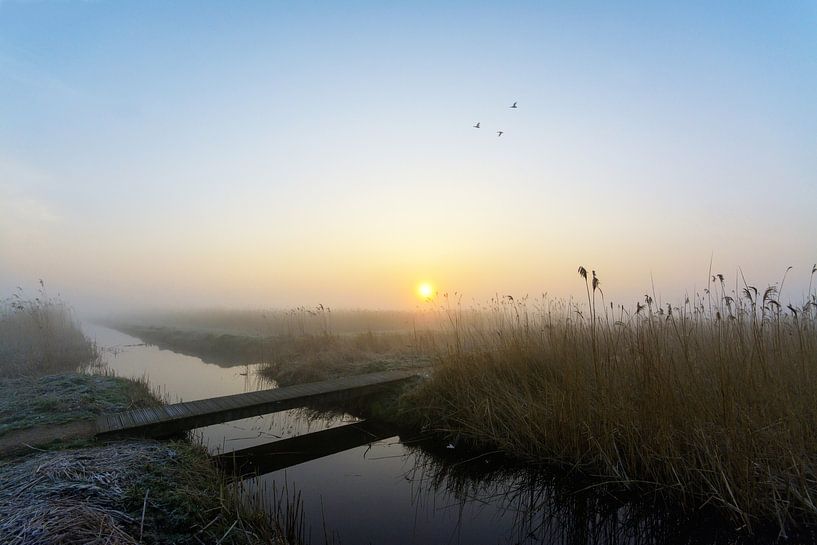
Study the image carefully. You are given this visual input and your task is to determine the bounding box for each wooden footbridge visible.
[96,370,418,439]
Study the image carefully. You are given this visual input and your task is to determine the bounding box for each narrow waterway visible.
[85,323,735,545]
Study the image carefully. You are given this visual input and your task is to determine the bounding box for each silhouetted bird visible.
[473,122,480,128]
[497,130,504,137]
[510,102,518,109]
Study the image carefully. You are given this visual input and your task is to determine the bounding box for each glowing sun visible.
[417,282,434,299]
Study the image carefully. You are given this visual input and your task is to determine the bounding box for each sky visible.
[1,1,816,311]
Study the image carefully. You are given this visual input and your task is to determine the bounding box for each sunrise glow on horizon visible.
[417,283,434,300]
[1,2,815,313]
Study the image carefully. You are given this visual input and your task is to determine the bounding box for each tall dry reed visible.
[0,283,96,377]
[408,267,817,534]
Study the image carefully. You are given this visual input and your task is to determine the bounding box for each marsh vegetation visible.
[408,267,817,536]
[0,284,98,378]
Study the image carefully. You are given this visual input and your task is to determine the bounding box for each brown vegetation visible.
[407,267,817,535]
[0,284,96,378]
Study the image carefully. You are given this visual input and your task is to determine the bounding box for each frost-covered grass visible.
[0,372,156,437]
[0,441,282,545]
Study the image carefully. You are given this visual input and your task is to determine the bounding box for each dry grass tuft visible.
[0,441,281,545]
[0,443,161,544]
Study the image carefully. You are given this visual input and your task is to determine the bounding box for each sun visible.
[417,282,434,300]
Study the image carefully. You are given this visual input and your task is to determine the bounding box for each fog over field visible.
[1,2,815,313]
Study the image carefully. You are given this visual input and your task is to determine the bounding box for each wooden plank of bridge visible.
[214,420,397,477]
[96,370,418,439]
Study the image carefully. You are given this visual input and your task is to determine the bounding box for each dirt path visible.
[0,420,95,458]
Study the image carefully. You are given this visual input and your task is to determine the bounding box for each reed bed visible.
[0,284,97,377]
[408,267,817,535]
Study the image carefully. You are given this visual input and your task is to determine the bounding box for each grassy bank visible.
[0,371,281,544]
[0,373,155,439]
[0,292,281,544]
[0,438,279,544]
[406,268,817,535]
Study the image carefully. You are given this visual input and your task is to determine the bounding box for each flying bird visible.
[510,102,518,109]
[473,122,480,128]
[497,130,504,137]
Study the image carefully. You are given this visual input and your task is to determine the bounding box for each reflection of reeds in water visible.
[269,479,307,545]
[195,405,356,459]
[400,440,758,545]
[239,474,345,545]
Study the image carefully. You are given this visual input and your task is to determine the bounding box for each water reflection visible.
[216,421,396,477]
[242,429,762,545]
[85,323,270,402]
[399,440,737,545]
[84,323,358,452]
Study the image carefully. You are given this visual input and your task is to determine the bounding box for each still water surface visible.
[85,323,732,545]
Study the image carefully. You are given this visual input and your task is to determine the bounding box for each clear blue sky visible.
[1,1,815,310]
